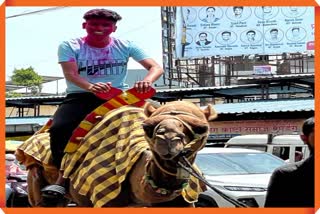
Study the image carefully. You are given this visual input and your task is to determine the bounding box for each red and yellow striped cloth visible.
[64,87,156,153]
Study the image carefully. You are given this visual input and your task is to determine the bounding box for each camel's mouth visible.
[153,136,185,160]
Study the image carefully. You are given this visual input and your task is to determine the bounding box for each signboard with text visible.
[175,6,315,58]
[209,119,304,139]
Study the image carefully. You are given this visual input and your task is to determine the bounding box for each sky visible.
[5,6,163,93]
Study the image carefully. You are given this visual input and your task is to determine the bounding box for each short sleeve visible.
[58,41,77,63]
[128,41,151,62]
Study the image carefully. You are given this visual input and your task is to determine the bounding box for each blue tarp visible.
[6,117,51,125]
[213,98,314,114]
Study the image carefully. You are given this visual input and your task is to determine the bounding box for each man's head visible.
[82,9,121,40]
[222,31,231,41]
[83,8,122,22]
[233,6,243,16]
[199,32,208,41]
[300,117,314,152]
[270,28,278,39]
[292,27,300,37]
[294,151,303,162]
[5,154,16,166]
[246,30,256,41]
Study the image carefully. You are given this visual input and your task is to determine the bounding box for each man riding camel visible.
[40,8,163,200]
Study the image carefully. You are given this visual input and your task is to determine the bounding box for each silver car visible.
[194,147,286,207]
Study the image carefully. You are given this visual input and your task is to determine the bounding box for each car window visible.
[272,146,290,160]
[196,152,285,176]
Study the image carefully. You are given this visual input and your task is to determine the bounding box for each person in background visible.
[284,151,303,163]
[196,32,212,46]
[290,27,303,41]
[269,28,279,42]
[201,7,220,23]
[233,6,244,19]
[5,154,26,177]
[264,117,314,207]
[5,153,27,205]
[38,8,163,199]
[221,31,232,44]
[246,30,256,44]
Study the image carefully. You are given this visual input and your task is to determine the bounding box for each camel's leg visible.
[68,185,93,207]
[27,165,47,207]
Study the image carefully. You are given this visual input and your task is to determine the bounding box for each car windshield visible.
[196,152,285,176]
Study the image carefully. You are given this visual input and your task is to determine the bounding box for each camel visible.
[15,101,217,207]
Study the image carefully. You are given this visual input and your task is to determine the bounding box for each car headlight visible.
[223,186,267,192]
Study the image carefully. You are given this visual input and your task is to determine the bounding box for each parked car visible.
[194,147,286,207]
[224,134,310,163]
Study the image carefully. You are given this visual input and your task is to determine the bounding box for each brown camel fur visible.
[15,101,217,207]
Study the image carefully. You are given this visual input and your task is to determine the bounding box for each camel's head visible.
[142,101,217,160]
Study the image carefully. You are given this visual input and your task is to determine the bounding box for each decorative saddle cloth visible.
[15,89,206,207]
[62,106,149,206]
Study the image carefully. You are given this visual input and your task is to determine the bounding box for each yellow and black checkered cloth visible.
[17,133,52,165]
[62,106,149,207]
[62,106,205,207]
[15,132,59,184]
[16,105,205,207]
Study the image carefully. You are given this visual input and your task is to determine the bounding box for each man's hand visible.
[134,80,152,93]
[88,82,112,93]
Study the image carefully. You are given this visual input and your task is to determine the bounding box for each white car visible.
[194,147,286,207]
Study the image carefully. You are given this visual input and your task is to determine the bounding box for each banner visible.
[175,6,315,58]
[208,119,304,140]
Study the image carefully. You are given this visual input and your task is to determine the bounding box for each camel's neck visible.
[145,154,191,191]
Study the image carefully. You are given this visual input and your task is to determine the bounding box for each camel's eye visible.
[172,133,185,141]
[172,137,182,141]
[156,128,166,135]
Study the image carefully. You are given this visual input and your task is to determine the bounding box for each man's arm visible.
[60,61,110,93]
[138,58,163,83]
[134,58,164,93]
[264,169,286,207]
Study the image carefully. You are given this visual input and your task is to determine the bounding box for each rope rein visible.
[177,157,249,208]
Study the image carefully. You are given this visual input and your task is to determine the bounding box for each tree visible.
[11,67,43,95]
[6,91,23,98]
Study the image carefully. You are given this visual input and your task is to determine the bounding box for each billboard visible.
[175,6,315,58]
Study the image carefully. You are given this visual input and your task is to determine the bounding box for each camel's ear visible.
[203,104,218,121]
[193,124,209,135]
[142,122,155,139]
[142,116,164,139]
[144,102,157,117]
